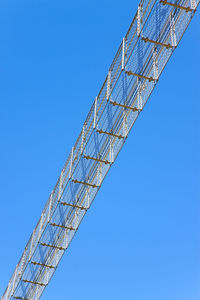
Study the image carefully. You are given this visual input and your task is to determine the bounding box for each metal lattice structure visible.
[2,0,199,299]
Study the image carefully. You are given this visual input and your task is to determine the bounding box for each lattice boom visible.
[2,0,199,299]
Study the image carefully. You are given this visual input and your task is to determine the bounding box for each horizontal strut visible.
[72,179,98,188]
[22,279,46,287]
[61,201,88,210]
[50,223,76,231]
[31,261,55,269]
[84,154,110,165]
[96,129,124,139]
[160,0,194,12]
[125,70,155,82]
[40,242,65,251]
[110,100,140,112]
[14,297,30,300]
[142,36,173,49]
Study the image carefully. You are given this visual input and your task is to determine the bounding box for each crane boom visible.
[2,0,199,299]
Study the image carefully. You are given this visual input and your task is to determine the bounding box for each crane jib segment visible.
[2,0,199,299]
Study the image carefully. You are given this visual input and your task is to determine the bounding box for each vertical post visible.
[97,163,102,186]
[109,137,113,163]
[64,229,68,249]
[123,110,128,137]
[6,280,11,300]
[11,267,17,296]
[170,13,176,47]
[19,249,26,277]
[107,70,112,101]
[93,97,97,129]
[29,229,35,261]
[58,170,63,201]
[137,78,143,110]
[81,123,85,155]
[69,147,74,179]
[38,213,44,240]
[48,192,53,223]
[45,267,49,286]
[86,186,90,208]
[137,4,142,36]
[36,283,39,300]
[56,248,60,266]
[153,47,158,80]
[17,263,21,279]
[75,210,79,230]
[122,38,126,71]
[5,287,8,300]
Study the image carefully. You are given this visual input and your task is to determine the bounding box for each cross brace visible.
[84,154,110,165]
[61,201,88,210]
[110,100,140,111]
[50,222,76,231]
[40,242,65,251]
[72,179,98,188]
[142,36,173,49]
[22,279,46,287]
[125,70,155,82]
[31,261,55,269]
[14,297,30,300]
[160,0,194,12]
[96,129,124,139]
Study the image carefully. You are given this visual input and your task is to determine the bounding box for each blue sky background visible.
[0,1,199,299]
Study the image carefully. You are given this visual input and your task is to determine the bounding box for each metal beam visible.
[125,70,155,82]
[96,129,124,139]
[31,261,55,269]
[22,279,46,287]
[142,36,173,49]
[110,100,140,111]
[2,0,199,299]
[160,0,194,12]
[50,223,76,231]
[61,201,88,210]
[39,242,66,251]
[84,155,110,165]
[72,179,98,188]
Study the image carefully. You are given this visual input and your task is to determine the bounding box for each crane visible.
[1,0,199,299]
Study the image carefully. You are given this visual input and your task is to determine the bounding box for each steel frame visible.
[2,0,199,299]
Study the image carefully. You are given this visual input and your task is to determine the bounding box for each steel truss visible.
[2,0,199,299]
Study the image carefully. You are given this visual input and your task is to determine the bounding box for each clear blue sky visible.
[0,1,199,299]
